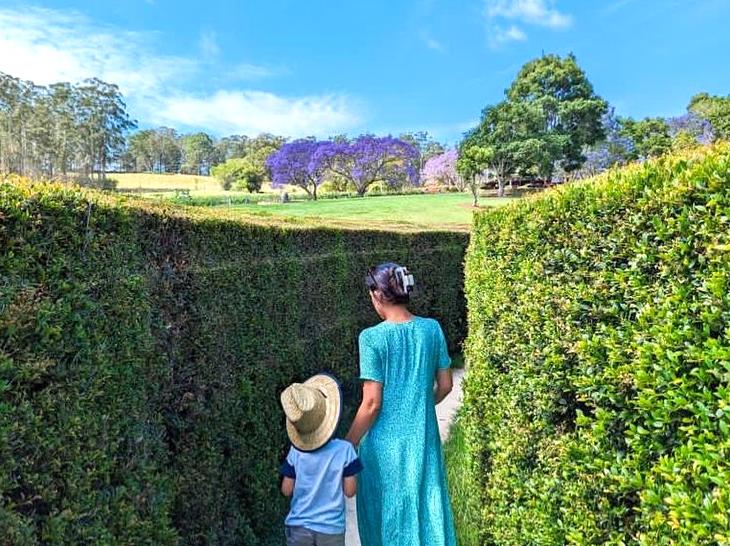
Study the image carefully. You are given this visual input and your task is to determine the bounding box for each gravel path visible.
[345,367,465,545]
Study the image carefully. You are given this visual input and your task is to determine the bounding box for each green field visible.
[112,172,518,229]
[220,192,514,229]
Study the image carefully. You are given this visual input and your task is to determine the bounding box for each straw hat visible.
[280,374,341,452]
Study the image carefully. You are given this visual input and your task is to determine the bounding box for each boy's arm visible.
[279,447,297,497]
[343,476,356,498]
[342,447,363,498]
[281,477,295,497]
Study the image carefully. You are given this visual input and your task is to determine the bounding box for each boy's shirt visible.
[280,439,363,534]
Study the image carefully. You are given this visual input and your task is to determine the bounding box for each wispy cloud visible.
[420,30,445,52]
[198,30,220,58]
[485,0,572,28]
[493,25,528,43]
[601,0,638,15]
[0,7,196,98]
[0,6,362,138]
[157,91,360,137]
[483,0,572,46]
[228,63,284,81]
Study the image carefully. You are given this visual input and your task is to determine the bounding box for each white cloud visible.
[229,63,282,81]
[0,7,196,99]
[485,0,572,28]
[0,6,362,138]
[156,91,361,138]
[493,25,528,43]
[484,0,571,45]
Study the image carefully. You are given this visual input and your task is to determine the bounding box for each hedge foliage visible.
[0,177,467,545]
[462,144,730,545]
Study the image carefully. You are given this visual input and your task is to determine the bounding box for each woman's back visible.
[356,316,456,546]
[359,316,449,433]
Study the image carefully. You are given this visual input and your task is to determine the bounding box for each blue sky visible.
[1,0,729,144]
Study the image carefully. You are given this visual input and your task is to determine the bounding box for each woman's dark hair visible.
[365,262,413,305]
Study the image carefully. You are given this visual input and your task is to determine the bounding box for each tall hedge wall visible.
[0,178,467,545]
[462,144,730,545]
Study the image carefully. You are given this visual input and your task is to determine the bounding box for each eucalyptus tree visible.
[75,78,136,180]
[180,132,215,175]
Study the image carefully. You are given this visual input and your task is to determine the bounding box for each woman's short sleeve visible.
[436,323,451,370]
[359,331,383,383]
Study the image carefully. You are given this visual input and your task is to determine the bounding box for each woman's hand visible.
[345,381,383,447]
[434,369,453,405]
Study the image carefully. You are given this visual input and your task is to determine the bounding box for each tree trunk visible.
[497,178,505,198]
[470,177,479,208]
[312,183,318,201]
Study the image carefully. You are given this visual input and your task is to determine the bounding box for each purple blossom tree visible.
[266,139,327,200]
[667,112,714,145]
[578,109,634,177]
[422,149,462,189]
[314,135,420,196]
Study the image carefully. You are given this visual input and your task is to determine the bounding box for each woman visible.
[346,263,457,546]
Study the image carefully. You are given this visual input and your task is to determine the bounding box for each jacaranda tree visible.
[579,108,634,177]
[266,139,328,199]
[422,149,462,189]
[314,135,420,196]
[667,112,714,149]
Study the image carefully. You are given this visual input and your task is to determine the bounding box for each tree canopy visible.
[314,135,420,196]
[689,93,730,141]
[266,139,328,199]
[460,54,608,190]
[211,157,264,192]
[422,149,460,189]
[0,72,135,181]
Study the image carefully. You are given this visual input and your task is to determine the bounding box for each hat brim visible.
[285,374,342,452]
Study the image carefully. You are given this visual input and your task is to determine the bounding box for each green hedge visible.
[461,144,730,545]
[0,177,467,545]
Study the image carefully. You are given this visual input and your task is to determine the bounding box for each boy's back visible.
[281,439,362,544]
[279,374,361,545]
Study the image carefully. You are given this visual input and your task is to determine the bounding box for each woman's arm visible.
[434,368,453,405]
[345,381,383,448]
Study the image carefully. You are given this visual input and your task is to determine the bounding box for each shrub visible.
[461,144,730,545]
[0,175,467,545]
[212,158,263,192]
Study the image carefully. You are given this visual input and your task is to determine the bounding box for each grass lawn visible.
[220,192,515,230]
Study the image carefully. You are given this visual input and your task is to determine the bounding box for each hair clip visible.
[395,266,415,292]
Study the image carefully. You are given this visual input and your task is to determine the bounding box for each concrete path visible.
[345,368,465,545]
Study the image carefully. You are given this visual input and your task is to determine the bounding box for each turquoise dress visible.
[356,316,457,546]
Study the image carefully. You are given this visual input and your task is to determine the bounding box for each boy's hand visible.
[281,477,295,497]
[343,476,357,498]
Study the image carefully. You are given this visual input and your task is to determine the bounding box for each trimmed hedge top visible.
[463,144,730,545]
[0,177,467,545]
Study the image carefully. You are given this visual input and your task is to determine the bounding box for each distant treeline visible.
[0,71,446,186]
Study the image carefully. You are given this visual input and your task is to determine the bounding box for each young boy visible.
[279,374,362,546]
